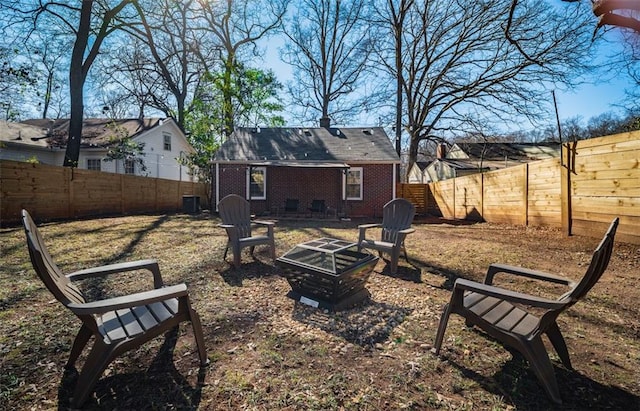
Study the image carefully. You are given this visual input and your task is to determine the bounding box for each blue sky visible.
[258,26,635,130]
[556,83,627,122]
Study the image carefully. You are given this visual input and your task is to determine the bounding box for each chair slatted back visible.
[310,200,325,212]
[218,194,252,238]
[563,218,618,304]
[21,210,85,307]
[538,218,618,330]
[381,198,416,243]
[285,199,299,212]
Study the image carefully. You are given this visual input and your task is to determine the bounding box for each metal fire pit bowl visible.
[276,237,378,311]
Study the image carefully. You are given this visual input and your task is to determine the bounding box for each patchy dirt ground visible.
[1,213,639,410]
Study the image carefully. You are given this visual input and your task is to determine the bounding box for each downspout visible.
[215,162,220,212]
[393,163,397,199]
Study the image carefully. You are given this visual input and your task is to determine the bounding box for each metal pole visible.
[552,90,562,144]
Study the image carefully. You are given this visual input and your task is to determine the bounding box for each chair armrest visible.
[398,228,415,235]
[358,223,381,230]
[253,220,274,227]
[453,278,564,309]
[485,263,575,287]
[67,284,189,315]
[66,259,164,288]
[218,223,236,229]
[358,224,381,245]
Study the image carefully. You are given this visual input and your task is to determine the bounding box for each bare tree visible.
[375,0,597,177]
[2,0,135,166]
[25,31,71,119]
[94,40,165,119]
[282,0,378,126]
[0,46,37,120]
[197,0,288,136]
[122,0,211,129]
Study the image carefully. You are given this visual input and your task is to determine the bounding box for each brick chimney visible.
[436,143,447,159]
[319,116,330,128]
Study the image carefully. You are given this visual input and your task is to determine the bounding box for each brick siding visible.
[213,163,395,217]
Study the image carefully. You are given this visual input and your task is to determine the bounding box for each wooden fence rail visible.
[1,160,209,225]
[398,131,640,244]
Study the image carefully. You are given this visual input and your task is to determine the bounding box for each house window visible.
[248,167,266,200]
[163,133,172,151]
[124,159,135,175]
[344,167,363,200]
[87,158,101,171]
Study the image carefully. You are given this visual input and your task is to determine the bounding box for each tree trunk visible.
[63,0,92,167]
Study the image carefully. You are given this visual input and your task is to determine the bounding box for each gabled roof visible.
[214,127,399,164]
[20,118,166,148]
[413,161,430,171]
[0,120,51,148]
[450,142,560,161]
[435,158,489,171]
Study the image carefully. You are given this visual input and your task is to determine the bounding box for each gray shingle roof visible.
[20,118,163,148]
[452,142,560,161]
[214,127,399,164]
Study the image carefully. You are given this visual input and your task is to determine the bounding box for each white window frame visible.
[343,167,363,200]
[87,158,102,171]
[247,166,267,200]
[124,158,135,175]
[163,132,172,151]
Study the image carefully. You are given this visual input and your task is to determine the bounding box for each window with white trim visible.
[87,158,101,171]
[248,167,266,200]
[163,133,172,151]
[344,167,363,200]
[124,159,135,175]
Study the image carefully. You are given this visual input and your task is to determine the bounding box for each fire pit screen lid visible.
[278,237,370,274]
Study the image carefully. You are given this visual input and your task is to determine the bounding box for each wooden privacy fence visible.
[1,160,209,225]
[398,130,640,244]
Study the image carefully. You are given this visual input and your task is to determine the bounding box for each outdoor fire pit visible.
[276,237,379,311]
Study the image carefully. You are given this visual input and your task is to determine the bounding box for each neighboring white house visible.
[0,118,196,181]
[407,160,432,183]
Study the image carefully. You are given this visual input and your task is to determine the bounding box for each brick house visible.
[212,126,400,218]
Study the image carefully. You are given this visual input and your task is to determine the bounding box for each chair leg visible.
[188,307,209,366]
[390,248,400,274]
[269,239,276,262]
[223,242,230,260]
[232,244,241,268]
[520,337,562,404]
[434,303,453,355]
[546,322,573,370]
[66,324,92,368]
[71,340,114,408]
[402,244,411,264]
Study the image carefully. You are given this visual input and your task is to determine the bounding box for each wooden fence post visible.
[480,173,485,221]
[524,163,529,226]
[66,167,73,219]
[560,142,573,236]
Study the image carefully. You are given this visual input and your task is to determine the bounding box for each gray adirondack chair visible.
[357,198,416,274]
[21,209,208,408]
[434,218,619,404]
[218,194,276,268]
[308,199,327,218]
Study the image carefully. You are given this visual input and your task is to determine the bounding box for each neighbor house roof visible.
[0,120,51,149]
[214,127,399,164]
[20,118,165,148]
[434,158,489,171]
[450,142,560,161]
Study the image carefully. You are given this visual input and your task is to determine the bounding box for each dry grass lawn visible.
[1,212,639,410]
